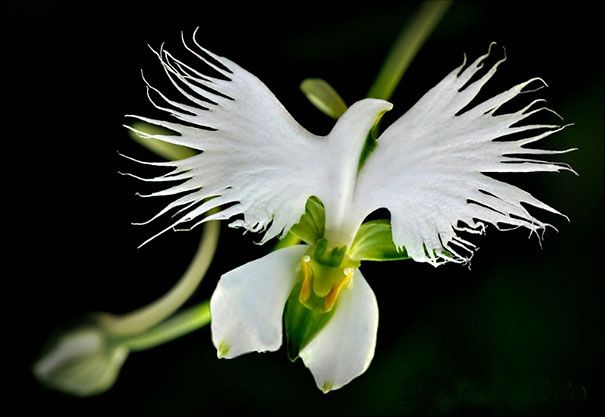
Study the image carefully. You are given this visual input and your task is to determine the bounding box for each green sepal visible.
[349,219,410,262]
[273,230,301,250]
[284,282,335,361]
[300,78,348,120]
[289,197,325,245]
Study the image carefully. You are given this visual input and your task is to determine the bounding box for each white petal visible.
[210,245,307,358]
[352,44,574,265]
[299,269,378,393]
[125,31,391,247]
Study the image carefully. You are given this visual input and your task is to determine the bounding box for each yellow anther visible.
[324,267,354,312]
[299,255,313,303]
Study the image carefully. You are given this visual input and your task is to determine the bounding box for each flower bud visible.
[34,317,128,397]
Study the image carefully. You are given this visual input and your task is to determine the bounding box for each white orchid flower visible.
[124,31,574,392]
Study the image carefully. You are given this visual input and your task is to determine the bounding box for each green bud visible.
[33,316,128,397]
[300,78,347,119]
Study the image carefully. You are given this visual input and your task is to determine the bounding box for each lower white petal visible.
[299,269,378,393]
[210,245,307,359]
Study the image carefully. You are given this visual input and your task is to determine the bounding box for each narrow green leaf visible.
[289,197,325,244]
[367,0,452,100]
[128,121,197,160]
[300,78,348,119]
[349,219,409,262]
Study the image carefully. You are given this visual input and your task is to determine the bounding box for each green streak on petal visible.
[300,78,348,119]
[128,121,197,160]
[321,381,334,394]
[357,109,389,172]
[217,340,231,358]
[122,302,211,352]
[367,0,452,100]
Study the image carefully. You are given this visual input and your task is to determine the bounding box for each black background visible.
[4,1,603,415]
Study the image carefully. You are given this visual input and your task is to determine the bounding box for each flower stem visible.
[367,0,452,100]
[101,220,220,336]
[122,301,211,351]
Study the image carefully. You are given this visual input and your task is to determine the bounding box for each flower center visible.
[297,239,360,312]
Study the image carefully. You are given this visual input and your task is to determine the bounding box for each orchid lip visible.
[298,253,356,313]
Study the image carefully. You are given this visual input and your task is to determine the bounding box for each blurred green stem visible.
[119,225,303,352]
[122,302,211,351]
[99,122,219,336]
[367,0,451,100]
[101,220,220,337]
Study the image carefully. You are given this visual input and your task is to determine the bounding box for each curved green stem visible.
[102,220,220,336]
[122,302,211,351]
[367,0,452,100]
[115,221,298,353]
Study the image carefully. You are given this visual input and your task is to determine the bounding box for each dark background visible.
[4,1,603,415]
